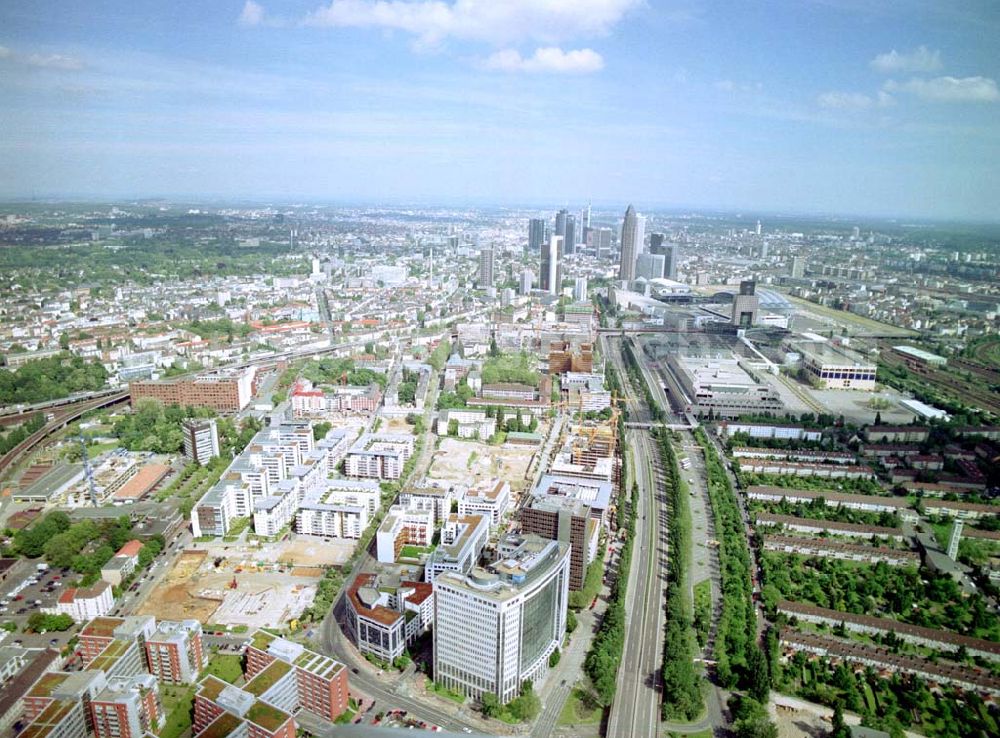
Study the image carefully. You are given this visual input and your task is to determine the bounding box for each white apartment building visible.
[345,433,414,480]
[424,514,490,583]
[376,506,435,563]
[436,409,496,440]
[458,479,511,527]
[296,479,381,539]
[48,581,115,622]
[191,421,338,538]
[433,535,570,703]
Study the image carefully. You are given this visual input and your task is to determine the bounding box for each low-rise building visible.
[436,409,496,439]
[863,425,930,444]
[345,574,434,664]
[424,514,489,583]
[762,535,918,567]
[778,600,1000,663]
[48,581,115,622]
[755,513,904,541]
[458,479,511,528]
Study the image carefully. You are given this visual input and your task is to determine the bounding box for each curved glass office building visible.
[433,535,570,703]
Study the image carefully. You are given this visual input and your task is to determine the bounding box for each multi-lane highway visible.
[603,335,671,738]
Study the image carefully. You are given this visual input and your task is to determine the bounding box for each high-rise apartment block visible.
[519,475,611,589]
[244,630,350,723]
[479,247,495,288]
[182,418,220,465]
[144,619,205,684]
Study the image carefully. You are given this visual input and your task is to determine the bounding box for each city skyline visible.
[1,1,998,220]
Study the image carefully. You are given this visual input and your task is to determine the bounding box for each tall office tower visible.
[852,225,861,240]
[564,215,576,255]
[581,202,591,231]
[759,242,769,259]
[589,227,613,258]
[479,247,495,287]
[540,236,563,294]
[791,256,805,279]
[573,277,588,302]
[649,232,666,252]
[755,219,762,236]
[663,244,679,279]
[618,204,641,282]
[555,209,568,237]
[433,535,570,702]
[520,269,534,295]
[732,279,759,328]
[635,253,665,280]
[528,218,546,256]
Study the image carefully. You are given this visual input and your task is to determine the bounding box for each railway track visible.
[0,392,130,480]
[880,350,1000,416]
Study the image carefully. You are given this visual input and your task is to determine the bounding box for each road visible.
[607,427,668,738]
[603,335,670,738]
[530,604,601,738]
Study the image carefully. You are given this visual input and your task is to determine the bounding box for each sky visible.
[1,0,998,220]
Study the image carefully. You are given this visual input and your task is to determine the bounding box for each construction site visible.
[139,538,353,629]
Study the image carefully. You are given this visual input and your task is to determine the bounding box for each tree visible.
[27,612,74,633]
[549,649,561,667]
[874,411,882,426]
[566,608,578,633]
[747,644,771,703]
[59,333,70,350]
[831,703,851,738]
[480,693,501,718]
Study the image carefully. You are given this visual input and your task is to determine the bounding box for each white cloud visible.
[817,91,873,110]
[482,47,604,74]
[714,79,762,94]
[239,0,266,27]
[871,45,942,74]
[0,45,12,59]
[24,53,86,70]
[884,75,999,102]
[300,0,641,45]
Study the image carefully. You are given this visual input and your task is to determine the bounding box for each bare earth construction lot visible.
[139,538,354,628]
[427,437,537,494]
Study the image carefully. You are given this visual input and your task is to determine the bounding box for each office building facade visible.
[433,535,570,703]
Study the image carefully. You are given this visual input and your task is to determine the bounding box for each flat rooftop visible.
[532,474,612,511]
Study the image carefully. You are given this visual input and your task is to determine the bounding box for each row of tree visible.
[583,375,634,706]
[656,428,703,721]
[694,428,769,694]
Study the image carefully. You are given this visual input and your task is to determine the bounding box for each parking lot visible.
[0,560,68,621]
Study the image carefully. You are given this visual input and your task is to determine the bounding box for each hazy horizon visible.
[2,1,998,220]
